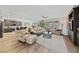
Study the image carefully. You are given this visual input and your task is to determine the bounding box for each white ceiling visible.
[0,5,73,22]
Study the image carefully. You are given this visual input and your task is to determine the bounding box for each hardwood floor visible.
[0,32,52,53]
[0,32,79,53]
[64,36,79,53]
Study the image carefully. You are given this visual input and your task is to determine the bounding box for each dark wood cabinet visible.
[68,6,79,46]
[0,21,3,38]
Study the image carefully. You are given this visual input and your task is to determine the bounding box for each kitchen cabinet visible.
[68,6,79,46]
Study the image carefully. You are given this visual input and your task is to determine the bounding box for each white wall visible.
[59,18,69,35]
[0,16,4,21]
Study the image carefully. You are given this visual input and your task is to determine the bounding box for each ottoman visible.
[17,35,26,42]
[25,35,37,44]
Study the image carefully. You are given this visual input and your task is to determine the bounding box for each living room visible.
[0,5,79,53]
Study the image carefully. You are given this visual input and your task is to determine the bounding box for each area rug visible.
[36,34,68,53]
